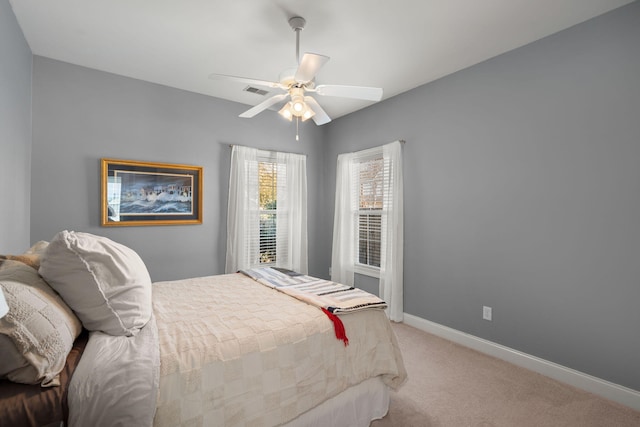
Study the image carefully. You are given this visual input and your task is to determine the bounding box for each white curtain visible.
[225,145,308,274]
[331,141,404,321]
[330,152,356,287]
[226,145,259,273]
[380,141,403,321]
[276,151,308,274]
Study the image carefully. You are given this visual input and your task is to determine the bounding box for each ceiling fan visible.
[209,16,383,135]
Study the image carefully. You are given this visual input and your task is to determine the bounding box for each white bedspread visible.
[67,273,406,427]
[152,273,406,427]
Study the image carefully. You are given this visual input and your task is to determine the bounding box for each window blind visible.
[351,152,393,269]
[246,156,287,266]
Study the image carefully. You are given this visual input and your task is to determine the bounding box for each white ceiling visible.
[9,0,634,122]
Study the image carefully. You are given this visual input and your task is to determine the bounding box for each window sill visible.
[353,263,380,279]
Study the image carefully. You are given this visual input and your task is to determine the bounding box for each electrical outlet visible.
[483,306,492,321]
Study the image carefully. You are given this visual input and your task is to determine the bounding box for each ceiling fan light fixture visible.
[290,87,306,116]
[292,98,305,112]
[301,107,315,121]
[278,103,294,121]
[279,95,314,122]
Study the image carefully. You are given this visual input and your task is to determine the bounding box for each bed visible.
[0,231,406,427]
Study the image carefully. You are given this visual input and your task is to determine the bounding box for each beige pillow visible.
[0,260,82,386]
[0,334,30,377]
[39,230,152,336]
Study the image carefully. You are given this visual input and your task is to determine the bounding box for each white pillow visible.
[39,231,152,336]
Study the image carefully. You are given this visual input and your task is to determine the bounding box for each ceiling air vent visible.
[243,86,269,96]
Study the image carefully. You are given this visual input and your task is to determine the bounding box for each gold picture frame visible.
[101,158,203,226]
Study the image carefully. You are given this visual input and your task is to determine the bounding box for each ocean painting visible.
[108,171,193,220]
[102,158,202,226]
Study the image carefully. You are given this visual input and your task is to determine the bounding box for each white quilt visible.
[153,273,406,427]
[69,273,406,427]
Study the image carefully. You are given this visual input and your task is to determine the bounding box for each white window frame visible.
[352,153,385,278]
[354,261,381,278]
[255,157,282,267]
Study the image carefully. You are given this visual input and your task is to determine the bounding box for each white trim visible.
[354,263,380,278]
[402,313,640,412]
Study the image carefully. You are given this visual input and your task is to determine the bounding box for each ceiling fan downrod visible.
[288,16,306,65]
[290,16,306,141]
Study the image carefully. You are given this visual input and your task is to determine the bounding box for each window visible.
[226,146,308,274]
[356,156,384,270]
[331,140,403,320]
[257,160,281,265]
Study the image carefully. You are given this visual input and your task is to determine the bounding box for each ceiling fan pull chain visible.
[296,117,300,141]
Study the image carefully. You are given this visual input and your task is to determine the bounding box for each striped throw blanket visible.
[240,267,388,345]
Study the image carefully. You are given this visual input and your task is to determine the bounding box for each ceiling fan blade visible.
[314,85,383,101]
[209,73,284,90]
[239,94,289,118]
[295,53,330,84]
[304,96,331,125]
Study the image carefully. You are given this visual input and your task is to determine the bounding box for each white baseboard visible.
[402,313,640,412]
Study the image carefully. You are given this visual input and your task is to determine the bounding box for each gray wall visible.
[322,2,640,391]
[30,57,326,281]
[0,0,32,252]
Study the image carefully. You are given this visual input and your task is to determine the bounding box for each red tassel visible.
[321,308,349,346]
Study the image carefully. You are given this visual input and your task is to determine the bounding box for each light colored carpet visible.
[372,322,640,427]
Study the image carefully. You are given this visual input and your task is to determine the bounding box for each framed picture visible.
[101,158,203,226]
